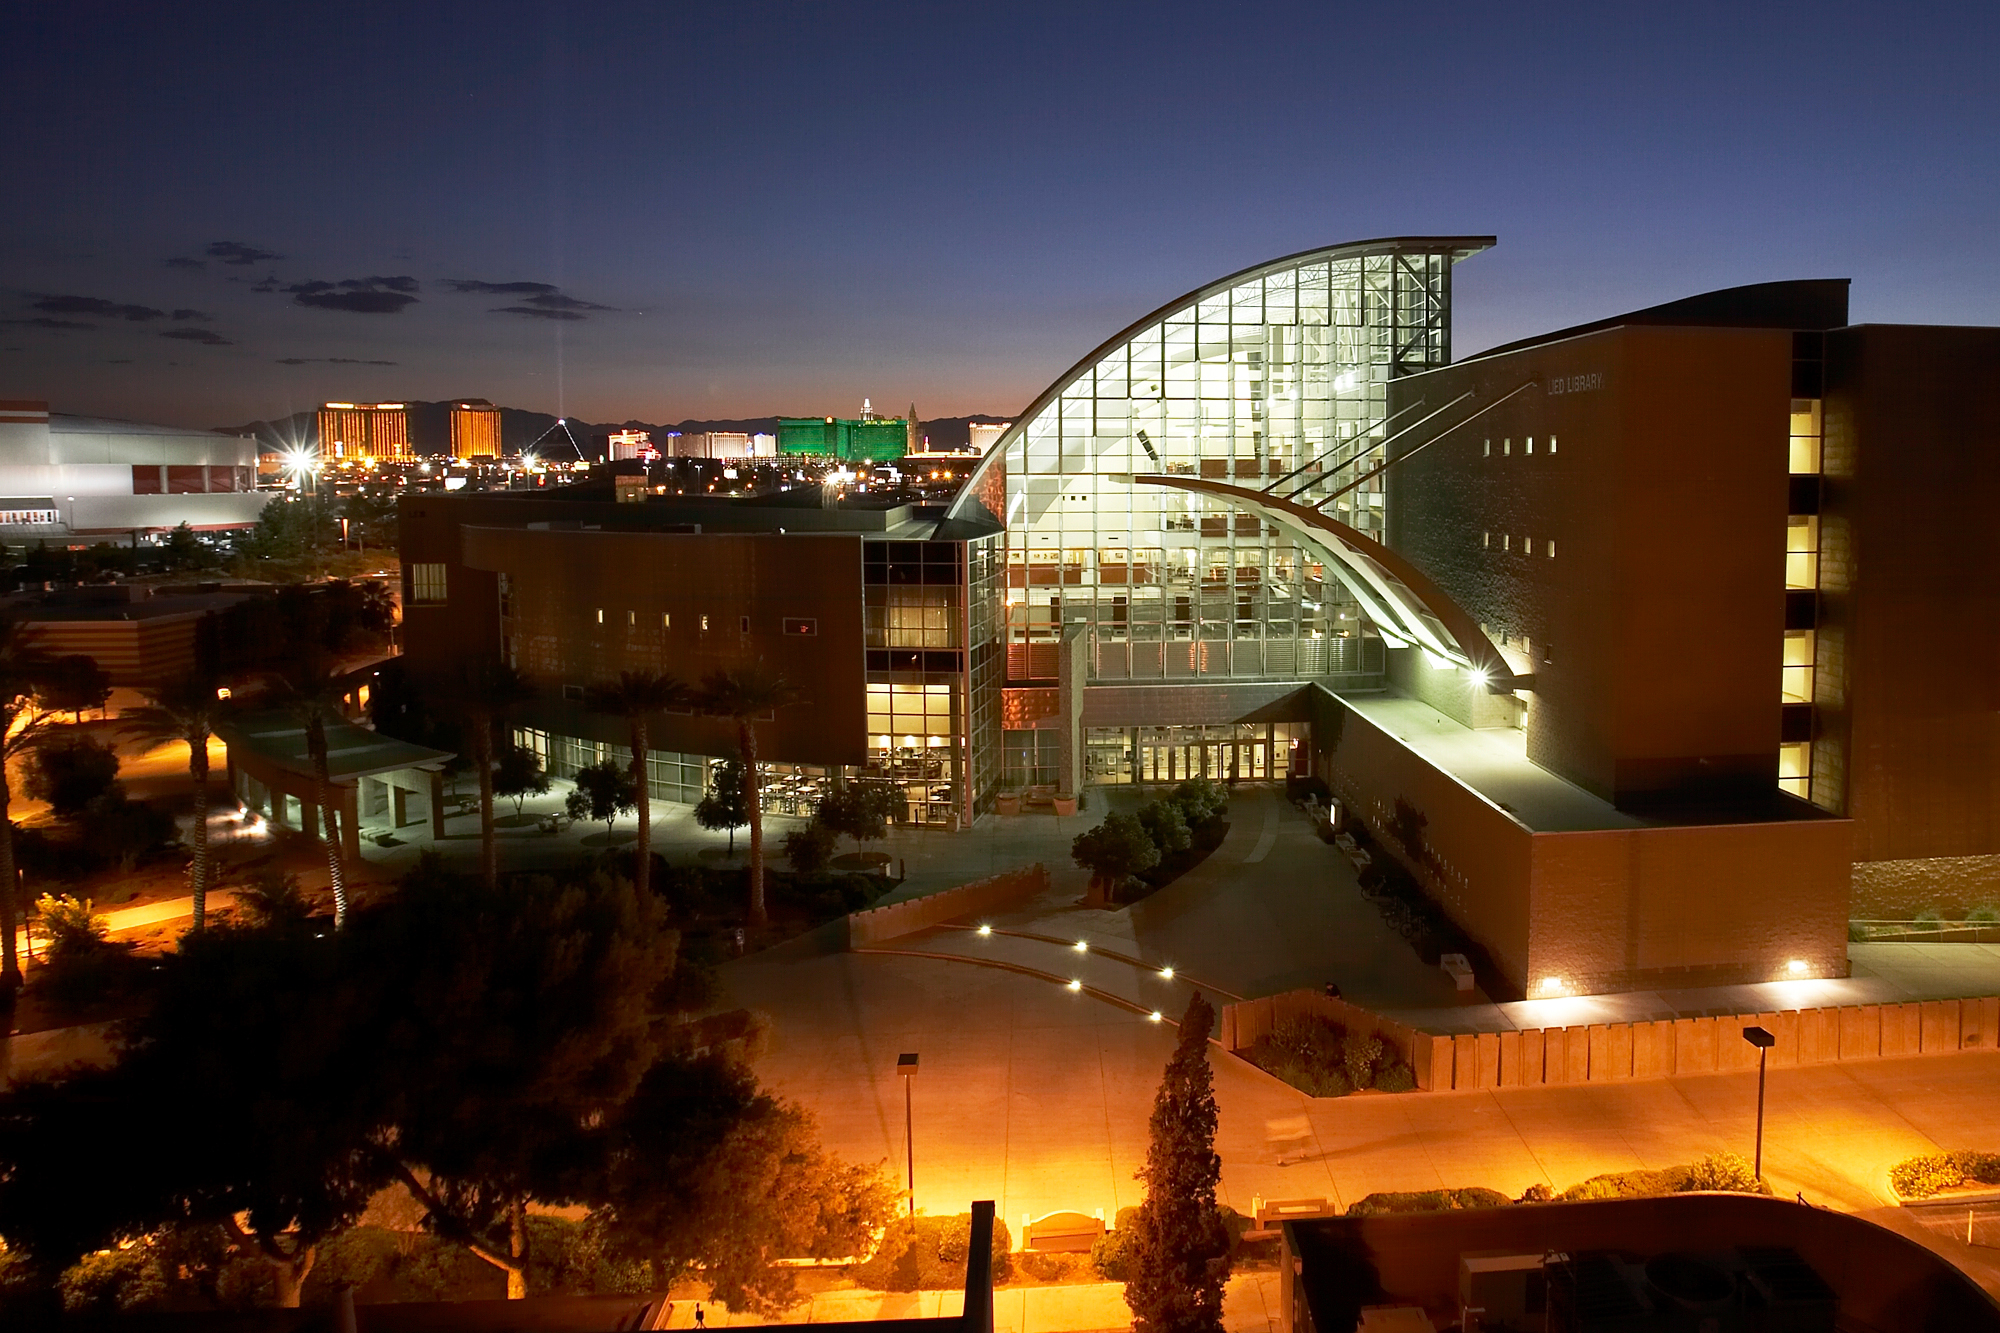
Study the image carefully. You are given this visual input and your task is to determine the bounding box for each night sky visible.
[3,1,1996,430]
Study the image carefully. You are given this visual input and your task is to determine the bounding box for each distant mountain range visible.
[216,403,1014,455]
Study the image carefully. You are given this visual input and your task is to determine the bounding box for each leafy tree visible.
[25,734,121,817]
[87,790,177,873]
[1072,813,1160,902]
[494,742,553,817]
[354,861,680,1298]
[121,673,227,931]
[567,760,637,838]
[1137,800,1191,856]
[584,670,685,897]
[815,782,903,850]
[39,655,111,721]
[587,1054,895,1313]
[694,758,750,853]
[1124,992,1230,1333]
[161,521,220,573]
[696,667,802,927]
[236,870,312,932]
[454,660,535,888]
[783,821,839,877]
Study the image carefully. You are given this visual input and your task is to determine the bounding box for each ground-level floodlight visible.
[898,1053,920,1218]
[1743,1025,1776,1179]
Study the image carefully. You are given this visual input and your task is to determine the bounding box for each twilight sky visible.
[3,1,1997,430]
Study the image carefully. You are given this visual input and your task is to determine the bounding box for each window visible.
[740,615,751,633]
[1503,438,1511,456]
[410,563,448,603]
[628,610,636,627]
[1549,435,1558,454]
[1548,539,1557,559]
[1786,515,1820,589]
[700,615,709,632]
[1503,535,1510,552]
[1779,740,1812,798]
[1525,437,1534,454]
[595,608,604,624]
[783,617,818,636]
[662,612,671,629]
[1782,630,1815,703]
[562,684,584,701]
[1482,532,1490,548]
[1483,439,1491,457]
[1524,538,1534,556]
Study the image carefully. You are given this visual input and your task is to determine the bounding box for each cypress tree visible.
[1125,991,1232,1333]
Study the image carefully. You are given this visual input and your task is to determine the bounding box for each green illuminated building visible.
[777,415,909,462]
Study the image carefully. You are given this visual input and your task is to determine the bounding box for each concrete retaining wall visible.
[846,865,1052,948]
[1222,988,2000,1094]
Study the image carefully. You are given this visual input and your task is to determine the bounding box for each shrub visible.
[1136,800,1191,855]
[851,1212,1012,1290]
[1912,907,1945,930]
[1346,1188,1510,1217]
[1089,1205,1143,1281]
[26,734,123,817]
[1343,1032,1384,1089]
[1889,1150,2000,1199]
[784,821,840,876]
[1518,1183,1554,1203]
[89,792,177,871]
[1245,1014,1413,1097]
[36,893,106,958]
[1375,1060,1417,1093]
[1968,904,2000,925]
[1682,1151,1761,1193]
[237,870,313,930]
[59,1246,167,1316]
[1169,776,1228,825]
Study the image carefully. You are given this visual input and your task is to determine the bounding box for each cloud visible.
[447,277,616,319]
[171,308,212,321]
[1,317,96,331]
[160,328,233,346]
[492,305,587,321]
[283,276,420,314]
[275,356,399,365]
[206,241,282,266]
[31,294,166,321]
[444,279,558,296]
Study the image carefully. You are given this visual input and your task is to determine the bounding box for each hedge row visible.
[1889,1151,2000,1199]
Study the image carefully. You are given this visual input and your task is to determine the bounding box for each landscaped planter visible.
[1052,795,1079,817]
[995,793,1022,816]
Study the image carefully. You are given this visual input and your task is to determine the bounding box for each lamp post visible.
[1742,1025,1776,1180]
[898,1052,919,1219]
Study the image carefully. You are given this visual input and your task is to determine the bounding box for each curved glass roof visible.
[950,237,1492,686]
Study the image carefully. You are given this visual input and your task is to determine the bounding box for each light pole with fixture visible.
[898,1052,919,1219]
[1742,1025,1776,1179]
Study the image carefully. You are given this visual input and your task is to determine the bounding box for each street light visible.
[897,1052,919,1219]
[1742,1025,1776,1179]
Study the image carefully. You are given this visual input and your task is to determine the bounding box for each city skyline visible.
[4,2,1999,430]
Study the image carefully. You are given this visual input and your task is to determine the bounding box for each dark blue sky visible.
[3,1,1996,429]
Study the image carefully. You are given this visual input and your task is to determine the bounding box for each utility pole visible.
[1743,1025,1776,1179]
[898,1052,920,1219]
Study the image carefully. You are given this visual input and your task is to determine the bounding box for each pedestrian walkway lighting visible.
[977,924,992,936]
[1149,1011,1163,1022]
[897,1053,919,1219]
[1074,940,1089,952]
[1067,979,1082,991]
[1159,966,1175,979]
[1787,959,1809,976]
[1742,1025,1777,1180]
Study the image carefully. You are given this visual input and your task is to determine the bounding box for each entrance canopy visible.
[216,710,455,784]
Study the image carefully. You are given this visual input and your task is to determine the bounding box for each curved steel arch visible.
[944,235,1494,524]
[1133,474,1515,684]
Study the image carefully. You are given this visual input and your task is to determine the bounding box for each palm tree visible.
[696,666,800,927]
[120,673,227,933]
[456,660,535,890]
[0,626,53,994]
[267,654,351,929]
[583,670,684,898]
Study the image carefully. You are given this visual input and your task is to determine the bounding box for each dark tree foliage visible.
[567,760,637,836]
[694,758,751,852]
[814,783,903,848]
[39,655,111,720]
[24,734,121,816]
[783,821,839,877]
[494,743,552,816]
[162,521,221,573]
[1124,992,1231,1333]
[1136,800,1192,856]
[1071,812,1160,899]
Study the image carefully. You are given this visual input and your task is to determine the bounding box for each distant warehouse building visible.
[0,399,262,539]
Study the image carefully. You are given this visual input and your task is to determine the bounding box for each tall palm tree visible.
[0,626,53,994]
[268,654,350,929]
[583,670,685,898]
[456,660,535,890]
[121,673,227,933]
[696,666,800,927]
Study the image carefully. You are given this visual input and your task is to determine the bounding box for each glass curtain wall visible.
[947,241,1479,686]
